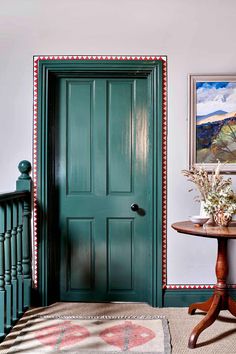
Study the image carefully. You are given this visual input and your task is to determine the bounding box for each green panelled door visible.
[57,77,153,302]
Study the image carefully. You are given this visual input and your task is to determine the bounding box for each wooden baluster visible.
[5,203,12,330]
[22,196,31,309]
[0,205,6,339]
[16,161,32,309]
[17,201,23,315]
[11,202,18,322]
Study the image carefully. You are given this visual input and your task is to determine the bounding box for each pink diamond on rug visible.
[35,320,90,350]
[100,320,156,350]
[8,315,171,353]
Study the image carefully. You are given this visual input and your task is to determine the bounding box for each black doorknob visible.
[131,203,139,212]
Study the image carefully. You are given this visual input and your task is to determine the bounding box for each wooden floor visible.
[0,303,236,353]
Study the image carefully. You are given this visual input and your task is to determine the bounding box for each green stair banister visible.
[16,160,32,309]
[0,205,5,338]
[0,161,32,341]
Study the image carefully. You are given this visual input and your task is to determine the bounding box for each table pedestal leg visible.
[188,294,221,348]
[188,295,214,315]
[228,296,236,317]
[188,238,236,349]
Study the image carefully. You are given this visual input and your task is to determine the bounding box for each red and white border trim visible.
[33,55,167,289]
[162,60,167,286]
[165,284,236,290]
[33,58,39,287]
[165,284,214,290]
[33,55,167,62]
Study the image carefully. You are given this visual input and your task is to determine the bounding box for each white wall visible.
[1,0,236,285]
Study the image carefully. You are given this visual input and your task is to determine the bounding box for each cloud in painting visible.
[197,82,236,116]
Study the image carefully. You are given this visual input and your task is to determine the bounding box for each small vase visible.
[214,211,232,227]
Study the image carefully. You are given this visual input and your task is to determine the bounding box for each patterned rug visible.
[8,315,171,353]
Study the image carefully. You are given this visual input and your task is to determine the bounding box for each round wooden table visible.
[172,221,236,349]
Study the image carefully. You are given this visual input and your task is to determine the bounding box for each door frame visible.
[33,55,167,307]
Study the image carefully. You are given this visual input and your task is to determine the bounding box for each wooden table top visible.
[172,221,236,239]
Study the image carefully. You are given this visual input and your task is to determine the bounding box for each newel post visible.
[16,160,32,309]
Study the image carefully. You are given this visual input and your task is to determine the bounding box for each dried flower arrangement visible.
[204,185,236,225]
[182,161,236,226]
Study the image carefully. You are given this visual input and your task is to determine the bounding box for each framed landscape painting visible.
[189,75,236,172]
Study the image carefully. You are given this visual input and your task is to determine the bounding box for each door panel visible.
[67,81,93,194]
[57,76,152,302]
[107,218,133,292]
[67,218,94,291]
[108,81,133,193]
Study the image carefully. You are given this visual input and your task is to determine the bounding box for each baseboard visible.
[163,288,236,307]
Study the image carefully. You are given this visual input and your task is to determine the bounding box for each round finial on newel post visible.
[18,160,31,180]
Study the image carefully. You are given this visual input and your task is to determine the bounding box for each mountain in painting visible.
[197,110,236,126]
[197,112,236,163]
[196,110,227,122]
